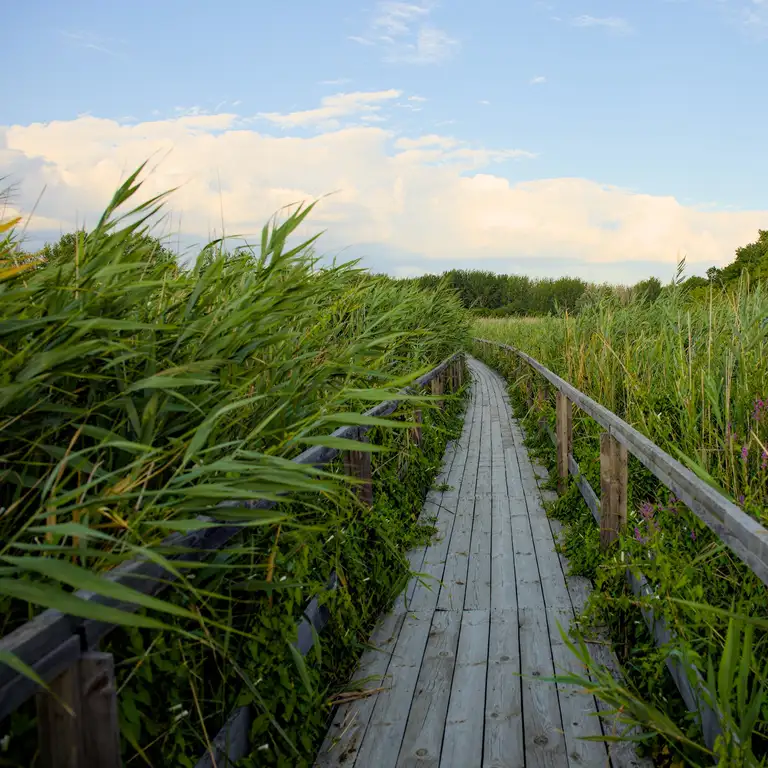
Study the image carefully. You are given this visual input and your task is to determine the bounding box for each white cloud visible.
[530,75,547,85]
[259,90,401,129]
[394,134,460,149]
[572,15,632,32]
[352,1,458,63]
[3,112,765,276]
[479,99,491,105]
[408,95,427,102]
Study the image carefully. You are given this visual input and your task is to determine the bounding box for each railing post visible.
[37,665,83,768]
[37,653,122,768]
[600,432,628,549]
[431,371,444,410]
[456,357,463,388]
[411,408,422,447]
[556,391,572,494]
[79,653,121,767]
[344,428,373,507]
[536,385,546,412]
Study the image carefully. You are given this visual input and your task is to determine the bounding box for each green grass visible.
[0,166,469,765]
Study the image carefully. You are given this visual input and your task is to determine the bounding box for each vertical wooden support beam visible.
[37,653,122,768]
[600,432,628,549]
[79,653,121,768]
[431,373,444,410]
[410,408,422,447]
[555,391,572,495]
[37,665,83,768]
[536,386,546,412]
[456,358,463,388]
[344,429,373,507]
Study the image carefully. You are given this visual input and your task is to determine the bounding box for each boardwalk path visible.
[316,357,629,768]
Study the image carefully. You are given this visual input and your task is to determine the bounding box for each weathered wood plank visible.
[315,610,408,767]
[600,432,628,549]
[354,613,432,768]
[484,610,524,768]
[556,392,572,495]
[440,610,490,768]
[465,495,492,610]
[79,653,121,768]
[437,497,474,612]
[397,610,462,768]
[36,664,82,768]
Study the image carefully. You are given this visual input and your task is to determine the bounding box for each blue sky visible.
[4,0,768,282]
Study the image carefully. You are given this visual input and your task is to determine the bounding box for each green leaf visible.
[318,412,415,429]
[0,578,168,629]
[288,642,315,697]
[127,375,216,392]
[2,557,199,622]
[298,436,390,453]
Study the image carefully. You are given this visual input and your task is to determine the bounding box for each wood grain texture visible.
[600,432,628,549]
[78,653,121,768]
[354,613,432,768]
[555,392,572,495]
[440,610,490,768]
[37,664,82,768]
[397,611,462,768]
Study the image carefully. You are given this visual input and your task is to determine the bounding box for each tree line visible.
[395,229,768,316]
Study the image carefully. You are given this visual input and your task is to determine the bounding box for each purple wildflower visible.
[762,450,768,470]
[738,494,746,506]
[639,502,654,520]
[741,445,749,461]
[691,530,697,541]
[753,398,766,422]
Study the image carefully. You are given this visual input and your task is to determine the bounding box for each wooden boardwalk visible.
[316,357,642,768]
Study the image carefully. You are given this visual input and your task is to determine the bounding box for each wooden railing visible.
[0,353,465,768]
[474,337,768,752]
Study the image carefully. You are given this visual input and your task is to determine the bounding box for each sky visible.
[3,0,768,283]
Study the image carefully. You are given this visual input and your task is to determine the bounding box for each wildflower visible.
[741,445,749,461]
[639,502,654,520]
[738,494,746,506]
[762,450,768,470]
[690,530,696,541]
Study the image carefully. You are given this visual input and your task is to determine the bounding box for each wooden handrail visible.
[0,352,463,723]
[474,337,768,589]
[474,338,737,751]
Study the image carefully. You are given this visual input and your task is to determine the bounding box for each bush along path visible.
[0,168,470,767]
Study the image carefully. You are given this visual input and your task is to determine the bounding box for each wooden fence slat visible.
[79,653,121,768]
[37,664,83,768]
[431,372,444,410]
[344,428,373,507]
[599,432,628,549]
[555,392,572,495]
[411,408,422,447]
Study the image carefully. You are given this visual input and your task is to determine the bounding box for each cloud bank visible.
[2,103,766,278]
